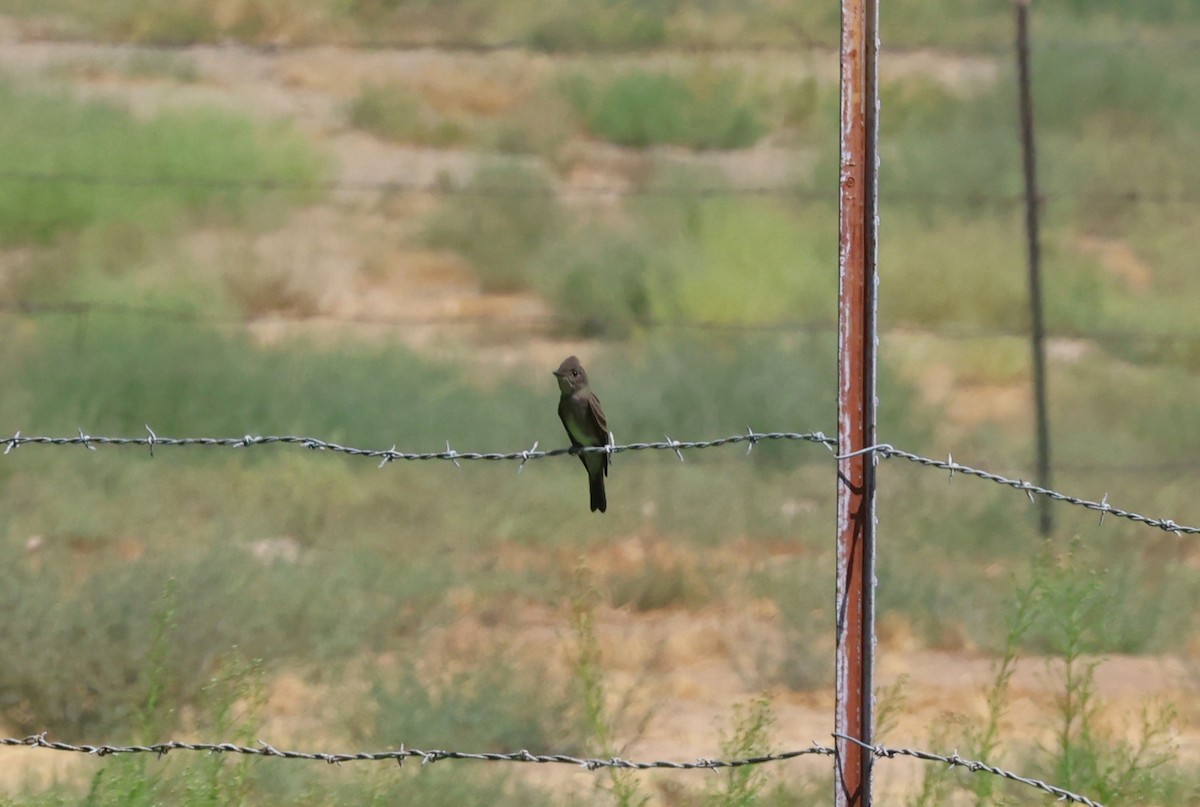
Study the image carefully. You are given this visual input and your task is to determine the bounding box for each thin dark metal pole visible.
[1015,0,1053,537]
[836,0,879,802]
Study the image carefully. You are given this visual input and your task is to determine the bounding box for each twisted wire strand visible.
[0,733,831,771]
[0,428,835,464]
[868,444,1200,535]
[2,733,1108,804]
[3,429,1196,535]
[3,169,1199,207]
[835,734,1105,806]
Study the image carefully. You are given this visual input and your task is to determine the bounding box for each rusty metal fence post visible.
[836,0,879,804]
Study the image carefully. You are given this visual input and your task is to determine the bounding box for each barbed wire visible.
[834,734,1104,806]
[7,32,1200,55]
[0,428,836,465]
[0,733,1106,805]
[861,444,1200,535]
[0,169,816,199]
[0,733,831,770]
[3,428,1196,535]
[3,169,1200,208]
[6,298,1200,349]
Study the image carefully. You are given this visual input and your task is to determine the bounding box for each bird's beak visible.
[552,370,562,377]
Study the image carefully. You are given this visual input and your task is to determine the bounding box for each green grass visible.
[12,0,1200,49]
[564,69,767,150]
[424,163,561,293]
[0,82,323,248]
[1,0,348,45]
[0,316,923,744]
[0,530,450,737]
[0,636,567,806]
[642,198,836,324]
[369,657,584,754]
[346,82,468,147]
[2,312,917,478]
[526,0,667,52]
[424,176,838,334]
[3,318,1200,802]
[752,561,833,692]
[526,227,654,338]
[907,547,1199,806]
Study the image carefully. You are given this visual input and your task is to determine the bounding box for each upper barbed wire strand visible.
[2,429,1195,535]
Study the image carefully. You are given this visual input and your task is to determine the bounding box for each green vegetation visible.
[710,695,775,806]
[565,70,766,150]
[370,658,583,754]
[527,0,667,52]
[0,82,322,248]
[10,0,1200,48]
[909,549,1194,806]
[424,163,560,293]
[752,562,833,692]
[529,228,654,338]
[346,82,468,147]
[0,0,345,45]
[343,74,573,156]
[570,578,646,807]
[3,1,1200,803]
[423,167,834,333]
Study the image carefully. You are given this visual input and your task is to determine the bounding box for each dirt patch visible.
[2,600,1197,800]
[1075,234,1154,293]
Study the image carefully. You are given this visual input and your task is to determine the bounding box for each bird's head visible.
[553,355,589,394]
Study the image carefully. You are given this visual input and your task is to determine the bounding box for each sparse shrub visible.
[224,262,323,317]
[710,694,775,806]
[424,163,560,292]
[529,228,653,337]
[565,70,767,150]
[607,559,709,612]
[0,82,323,247]
[527,0,667,52]
[371,656,582,754]
[755,565,833,692]
[778,77,824,132]
[124,51,200,82]
[347,82,467,146]
[0,549,406,737]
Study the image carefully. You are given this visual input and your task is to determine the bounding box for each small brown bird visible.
[553,356,610,513]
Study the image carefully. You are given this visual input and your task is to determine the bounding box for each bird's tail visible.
[589,470,607,513]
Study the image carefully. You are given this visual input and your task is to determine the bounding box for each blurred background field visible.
[1,2,1200,804]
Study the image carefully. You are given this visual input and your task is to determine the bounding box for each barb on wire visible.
[3,731,1110,804]
[0,429,838,464]
[2,170,1199,209]
[7,32,1200,55]
[3,430,1196,536]
[0,169,815,199]
[0,734,832,771]
[834,734,1105,806]
[859,444,1200,536]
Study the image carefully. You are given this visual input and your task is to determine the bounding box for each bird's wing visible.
[588,394,608,438]
[558,399,583,449]
[588,395,610,476]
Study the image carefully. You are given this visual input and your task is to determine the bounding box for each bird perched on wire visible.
[553,356,610,513]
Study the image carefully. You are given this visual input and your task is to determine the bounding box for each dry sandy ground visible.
[0,29,1196,803]
[2,599,1196,801]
